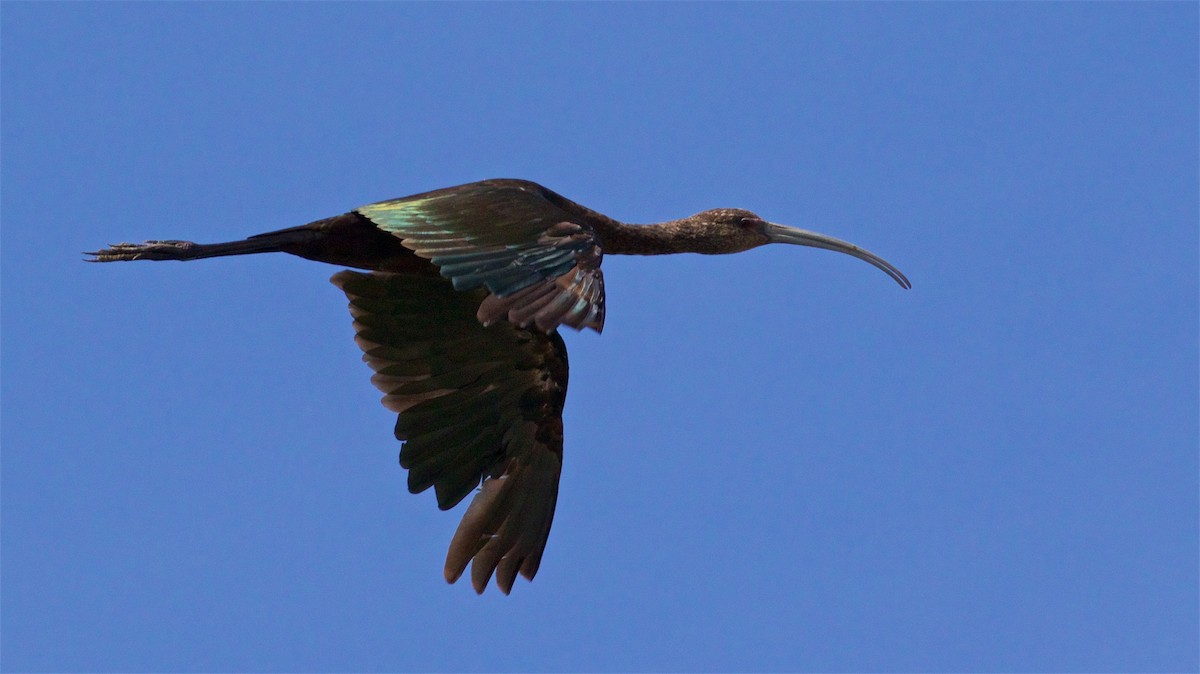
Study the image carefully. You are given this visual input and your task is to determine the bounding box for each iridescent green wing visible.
[332,270,568,595]
[356,180,605,333]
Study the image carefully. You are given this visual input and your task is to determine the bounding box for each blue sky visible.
[2,3,1196,672]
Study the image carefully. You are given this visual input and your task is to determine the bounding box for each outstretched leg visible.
[86,213,433,273]
[86,235,315,262]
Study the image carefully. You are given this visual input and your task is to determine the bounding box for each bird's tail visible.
[84,229,320,263]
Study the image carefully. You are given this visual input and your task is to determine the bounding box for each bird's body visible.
[88,178,909,594]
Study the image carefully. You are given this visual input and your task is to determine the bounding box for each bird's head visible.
[685,208,911,289]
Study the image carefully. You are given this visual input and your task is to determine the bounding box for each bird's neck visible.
[596,220,700,256]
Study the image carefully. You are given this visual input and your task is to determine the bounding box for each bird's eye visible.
[739,217,762,229]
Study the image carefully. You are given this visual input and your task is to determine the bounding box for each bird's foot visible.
[84,240,197,262]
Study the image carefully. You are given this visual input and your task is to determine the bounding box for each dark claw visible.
[84,240,195,262]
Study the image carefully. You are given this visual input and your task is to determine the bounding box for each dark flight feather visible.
[331,270,567,594]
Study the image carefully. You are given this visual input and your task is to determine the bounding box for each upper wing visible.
[331,270,569,595]
[355,180,605,333]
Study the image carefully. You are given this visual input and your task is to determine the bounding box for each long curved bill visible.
[764,223,911,289]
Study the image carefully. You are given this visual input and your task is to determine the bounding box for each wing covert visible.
[332,270,569,594]
[355,180,605,333]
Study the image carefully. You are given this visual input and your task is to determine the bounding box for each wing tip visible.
[444,558,532,595]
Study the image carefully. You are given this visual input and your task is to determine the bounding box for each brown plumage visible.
[87,178,909,594]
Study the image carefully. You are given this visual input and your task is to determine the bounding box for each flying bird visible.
[87,178,910,594]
